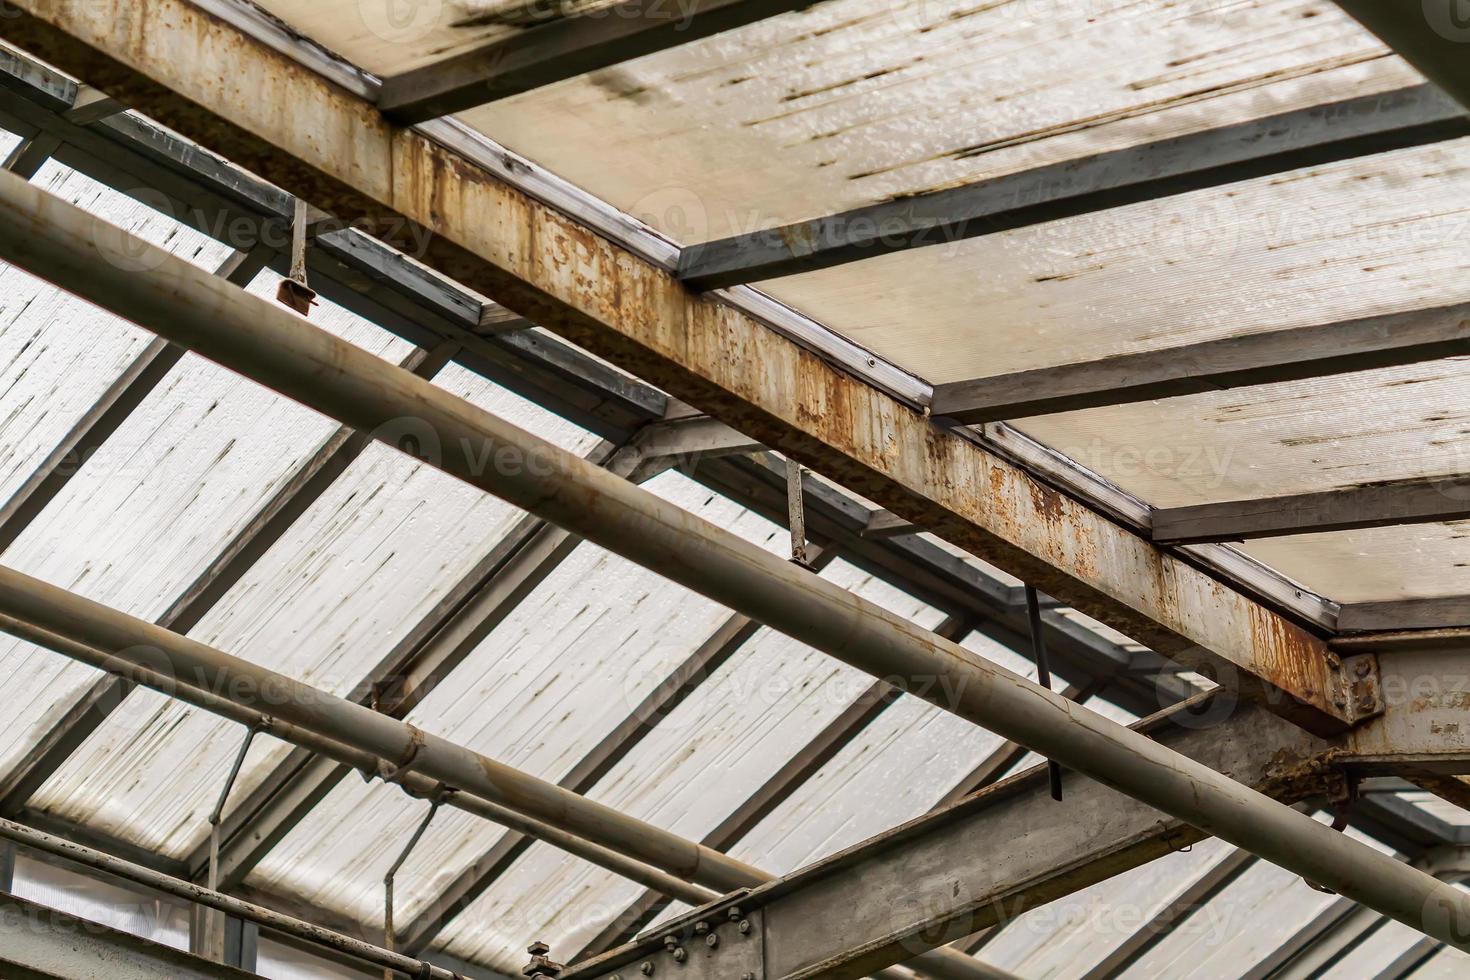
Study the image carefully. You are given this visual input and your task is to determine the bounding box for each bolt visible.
[1358,695,1377,713]
[1355,659,1372,678]
[739,919,751,935]
[694,921,710,935]
[640,963,655,977]
[528,942,550,956]
[1326,652,1342,671]
[742,974,756,980]
[706,933,719,949]
[1333,693,1347,708]
[663,936,677,950]
[672,948,687,963]
[726,907,743,922]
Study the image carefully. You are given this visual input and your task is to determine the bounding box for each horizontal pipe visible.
[0,170,1467,956]
[0,813,461,980]
[0,614,714,908]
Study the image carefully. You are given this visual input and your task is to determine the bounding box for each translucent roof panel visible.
[0,163,407,784]
[10,851,192,951]
[981,836,1234,976]
[725,629,1038,875]
[1018,358,1470,510]
[762,137,1470,384]
[1241,521,1470,604]
[28,363,598,858]
[250,1,1410,243]
[1122,819,1393,978]
[436,559,951,971]
[244,472,788,943]
[472,0,1414,243]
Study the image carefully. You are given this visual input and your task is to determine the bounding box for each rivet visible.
[1326,652,1342,671]
[739,919,751,935]
[706,933,719,948]
[1355,660,1372,678]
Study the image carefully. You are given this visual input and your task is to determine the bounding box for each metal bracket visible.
[1328,652,1386,724]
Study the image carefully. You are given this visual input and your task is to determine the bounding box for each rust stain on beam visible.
[0,0,1355,733]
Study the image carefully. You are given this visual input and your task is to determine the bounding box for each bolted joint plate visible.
[1327,652,1386,724]
[560,896,765,980]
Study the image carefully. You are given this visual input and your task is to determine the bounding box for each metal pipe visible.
[0,613,715,908]
[0,170,1467,953]
[0,815,462,979]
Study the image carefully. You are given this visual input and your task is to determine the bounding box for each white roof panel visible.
[436,559,950,970]
[28,363,598,857]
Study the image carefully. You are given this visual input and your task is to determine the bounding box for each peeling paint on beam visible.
[0,0,1356,732]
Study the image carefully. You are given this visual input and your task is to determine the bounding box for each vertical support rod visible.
[199,724,258,962]
[1024,586,1063,802]
[787,458,808,565]
[384,796,442,979]
[288,197,308,285]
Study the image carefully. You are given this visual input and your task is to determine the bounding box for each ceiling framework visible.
[0,0,1386,741]
[0,1,1465,979]
[0,150,1466,978]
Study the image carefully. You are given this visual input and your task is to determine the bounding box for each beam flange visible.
[933,303,1470,425]
[378,0,819,124]
[677,83,1469,289]
[1153,476,1470,546]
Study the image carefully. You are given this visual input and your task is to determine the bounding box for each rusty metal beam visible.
[0,0,1365,734]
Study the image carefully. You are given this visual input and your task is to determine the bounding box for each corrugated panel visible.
[765,137,1470,384]
[9,852,192,951]
[243,472,788,945]
[435,559,950,971]
[0,163,405,784]
[28,362,599,857]
[982,836,1234,977]
[722,630,1037,875]
[1121,819,1392,978]
[0,139,164,509]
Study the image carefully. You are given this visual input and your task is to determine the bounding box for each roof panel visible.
[28,363,599,857]
[760,137,1470,384]
[249,1,1409,243]
[982,836,1234,976]
[243,472,787,941]
[436,559,951,970]
[1017,358,1470,510]
[460,0,1408,243]
[1241,521,1470,604]
[720,631,1038,873]
[0,164,382,785]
